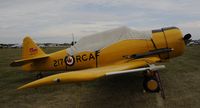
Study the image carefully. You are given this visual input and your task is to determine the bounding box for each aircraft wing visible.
[10,55,49,67]
[18,57,163,90]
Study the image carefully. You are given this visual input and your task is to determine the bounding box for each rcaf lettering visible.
[66,53,96,64]
[82,54,88,61]
[54,53,97,67]
[76,55,82,62]
[76,53,96,63]
[89,53,95,61]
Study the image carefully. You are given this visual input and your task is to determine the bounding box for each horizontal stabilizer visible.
[10,55,49,67]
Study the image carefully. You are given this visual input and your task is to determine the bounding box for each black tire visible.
[143,77,160,93]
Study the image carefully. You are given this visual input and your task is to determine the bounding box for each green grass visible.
[0,46,200,108]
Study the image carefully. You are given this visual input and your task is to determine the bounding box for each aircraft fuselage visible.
[22,27,185,72]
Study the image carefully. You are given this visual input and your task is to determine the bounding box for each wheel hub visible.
[147,79,158,91]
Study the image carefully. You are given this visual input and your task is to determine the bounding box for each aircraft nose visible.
[164,27,186,58]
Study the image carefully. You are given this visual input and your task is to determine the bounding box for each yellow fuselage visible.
[22,27,185,72]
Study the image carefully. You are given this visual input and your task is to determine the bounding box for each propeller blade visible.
[183,33,192,45]
[183,33,192,40]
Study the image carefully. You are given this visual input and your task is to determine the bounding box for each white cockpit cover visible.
[67,26,152,55]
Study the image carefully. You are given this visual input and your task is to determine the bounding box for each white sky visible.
[0,0,200,43]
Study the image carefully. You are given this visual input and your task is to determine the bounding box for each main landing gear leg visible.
[143,70,166,99]
[155,71,166,99]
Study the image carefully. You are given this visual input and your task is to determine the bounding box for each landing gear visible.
[36,72,43,79]
[143,70,165,99]
[143,77,160,92]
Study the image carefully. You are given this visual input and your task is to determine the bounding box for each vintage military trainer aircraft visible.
[10,26,191,99]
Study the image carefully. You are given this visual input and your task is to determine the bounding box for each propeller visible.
[183,33,192,45]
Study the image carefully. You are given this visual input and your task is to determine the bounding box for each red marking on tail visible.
[29,48,38,55]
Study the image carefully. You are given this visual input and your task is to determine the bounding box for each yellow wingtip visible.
[17,82,35,90]
[17,78,47,90]
[17,86,25,90]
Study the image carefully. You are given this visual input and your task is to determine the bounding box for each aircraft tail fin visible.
[22,36,46,59]
[10,36,49,67]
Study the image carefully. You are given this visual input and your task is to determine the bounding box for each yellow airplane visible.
[10,26,191,99]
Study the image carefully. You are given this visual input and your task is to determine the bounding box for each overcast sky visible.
[0,0,200,43]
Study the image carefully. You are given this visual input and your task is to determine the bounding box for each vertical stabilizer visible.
[22,36,46,59]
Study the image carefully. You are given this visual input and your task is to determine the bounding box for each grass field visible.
[0,46,200,108]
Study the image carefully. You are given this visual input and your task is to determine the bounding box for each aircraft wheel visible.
[143,77,160,93]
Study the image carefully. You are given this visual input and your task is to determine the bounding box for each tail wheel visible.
[143,77,160,93]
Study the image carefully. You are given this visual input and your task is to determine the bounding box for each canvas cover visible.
[67,26,152,55]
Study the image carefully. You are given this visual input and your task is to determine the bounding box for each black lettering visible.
[82,54,88,61]
[54,60,58,67]
[57,60,59,66]
[76,55,82,63]
[54,59,64,67]
[89,53,95,61]
[95,50,100,57]
[60,59,63,65]
[95,50,100,67]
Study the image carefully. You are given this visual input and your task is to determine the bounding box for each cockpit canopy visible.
[67,26,152,55]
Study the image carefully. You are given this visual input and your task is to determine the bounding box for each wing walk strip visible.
[18,57,162,90]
